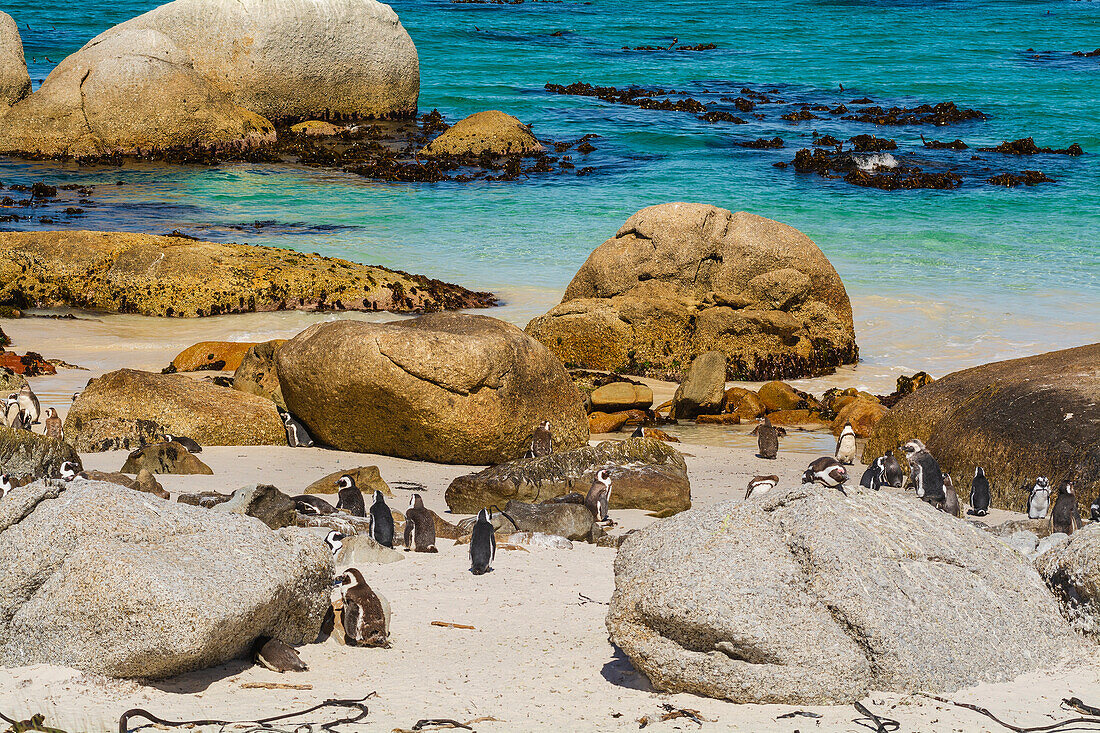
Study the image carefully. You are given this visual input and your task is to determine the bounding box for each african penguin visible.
[881,450,905,488]
[904,441,945,504]
[745,474,779,500]
[324,530,345,558]
[71,392,80,403]
[0,473,11,499]
[751,414,784,459]
[43,408,63,441]
[530,421,553,458]
[941,474,961,517]
[584,469,613,523]
[59,461,82,481]
[803,457,848,491]
[337,568,389,647]
[1027,477,1051,520]
[293,494,336,515]
[834,422,857,465]
[631,425,645,438]
[860,456,888,490]
[1050,481,1081,535]
[1092,497,1100,523]
[164,434,202,454]
[369,490,395,548]
[251,636,308,672]
[404,494,437,552]
[968,466,991,516]
[4,396,23,429]
[469,508,496,575]
[279,409,315,448]
[17,385,40,425]
[336,475,366,517]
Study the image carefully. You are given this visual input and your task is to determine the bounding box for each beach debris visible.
[0,713,70,733]
[430,621,476,630]
[777,710,823,719]
[239,681,313,690]
[853,701,899,732]
[117,695,374,733]
[402,717,499,731]
[917,693,1100,732]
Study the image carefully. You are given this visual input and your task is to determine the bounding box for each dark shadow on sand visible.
[140,657,251,694]
[601,645,654,692]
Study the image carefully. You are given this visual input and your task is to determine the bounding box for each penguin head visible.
[541,421,551,430]
[596,468,612,487]
[828,464,848,485]
[975,466,985,478]
[45,407,57,419]
[409,493,424,510]
[337,567,367,589]
[71,392,80,403]
[59,461,79,481]
[324,530,344,556]
[0,473,11,493]
[337,475,356,492]
[902,438,925,455]
[477,508,490,522]
[841,422,854,435]
[163,433,176,443]
[1035,476,1050,490]
[372,489,385,503]
[1062,481,1075,496]
[942,473,953,490]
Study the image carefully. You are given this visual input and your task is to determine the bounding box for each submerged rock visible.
[608,484,1073,704]
[525,203,857,381]
[421,111,543,157]
[277,313,588,464]
[0,230,495,317]
[0,479,332,678]
[446,437,690,515]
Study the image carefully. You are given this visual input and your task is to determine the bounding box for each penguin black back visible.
[404,494,437,552]
[369,490,395,548]
[882,451,904,487]
[1051,481,1082,535]
[336,475,366,517]
[752,415,782,459]
[251,636,308,672]
[469,508,496,575]
[164,434,202,454]
[968,466,991,516]
[279,409,315,448]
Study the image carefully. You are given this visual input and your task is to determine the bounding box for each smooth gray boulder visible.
[0,426,81,480]
[0,12,30,111]
[608,484,1074,704]
[669,350,726,419]
[1037,525,1100,637]
[215,484,296,529]
[0,479,332,678]
[491,500,600,543]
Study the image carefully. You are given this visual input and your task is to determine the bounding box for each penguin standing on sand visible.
[43,408,63,441]
[324,530,344,558]
[834,422,857,465]
[745,474,779,500]
[530,421,553,458]
[1027,477,1051,519]
[968,467,991,516]
[337,568,389,647]
[164,434,202,454]
[860,456,887,490]
[750,415,785,459]
[941,474,961,517]
[251,636,308,672]
[1050,481,1082,535]
[584,469,613,523]
[279,409,315,448]
[336,475,366,517]
[17,385,40,425]
[903,440,945,505]
[469,508,496,575]
[404,494,437,552]
[369,490,395,548]
[803,457,849,491]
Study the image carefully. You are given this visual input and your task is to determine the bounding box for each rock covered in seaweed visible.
[421,111,543,157]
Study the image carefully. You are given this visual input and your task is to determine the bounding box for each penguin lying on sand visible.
[803,457,848,491]
[293,494,336,515]
[252,636,308,672]
[745,475,779,500]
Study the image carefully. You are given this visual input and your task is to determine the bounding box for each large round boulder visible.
[0,12,30,112]
[864,343,1100,512]
[65,368,286,451]
[98,0,418,121]
[276,313,589,464]
[421,111,543,157]
[608,484,1073,704]
[0,478,331,678]
[526,203,858,381]
[0,427,81,480]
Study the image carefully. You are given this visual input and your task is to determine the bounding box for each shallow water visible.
[1,0,1098,396]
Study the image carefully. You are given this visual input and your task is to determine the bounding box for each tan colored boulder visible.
[232,339,286,406]
[589,381,653,411]
[636,428,679,443]
[526,203,857,381]
[695,414,740,425]
[833,399,888,437]
[65,369,286,451]
[670,351,726,419]
[865,344,1100,513]
[83,469,169,499]
[421,111,543,157]
[589,411,630,434]
[0,366,26,393]
[766,409,826,429]
[168,341,256,372]
[121,441,213,475]
[0,231,494,317]
[304,466,391,497]
[290,121,343,136]
[757,381,802,412]
[276,313,589,465]
[723,387,763,418]
[0,12,30,112]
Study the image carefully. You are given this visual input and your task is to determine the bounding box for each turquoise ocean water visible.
[1,0,1098,385]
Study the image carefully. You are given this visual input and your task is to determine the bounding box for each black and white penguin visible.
[4,396,25,430]
[43,408,63,441]
[1091,497,1100,522]
[469,508,496,575]
[337,568,389,647]
[71,392,80,403]
[903,440,945,505]
[17,384,40,425]
[584,469,613,523]
[530,421,553,458]
[251,636,308,672]
[164,434,202,454]
[369,490,395,548]
[1051,481,1082,536]
[881,450,905,488]
[1027,477,1051,519]
[336,475,366,517]
[279,409,315,448]
[630,425,645,438]
[860,456,888,490]
[968,466,991,516]
[751,414,785,459]
[324,530,345,558]
[0,473,11,498]
[941,474,961,517]
[293,494,336,515]
[803,457,848,491]
[404,494,437,552]
[59,461,82,481]
[834,422,857,465]
[745,474,779,500]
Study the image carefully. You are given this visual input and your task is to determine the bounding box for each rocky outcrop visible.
[232,339,286,405]
[84,469,168,499]
[526,203,857,381]
[167,341,258,372]
[832,397,887,437]
[446,438,690,515]
[304,466,391,497]
[669,351,726,419]
[0,367,26,393]
[608,484,1073,704]
[421,111,543,157]
[589,381,653,412]
[489,500,599,542]
[0,231,495,317]
[864,344,1100,512]
[0,427,81,480]
[1036,525,1100,636]
[67,417,165,453]
[0,479,332,678]
[0,12,30,112]
[98,0,418,122]
[66,369,286,451]
[277,313,589,464]
[121,441,213,475]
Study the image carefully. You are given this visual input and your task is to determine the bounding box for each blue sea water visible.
[1,0,1098,387]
